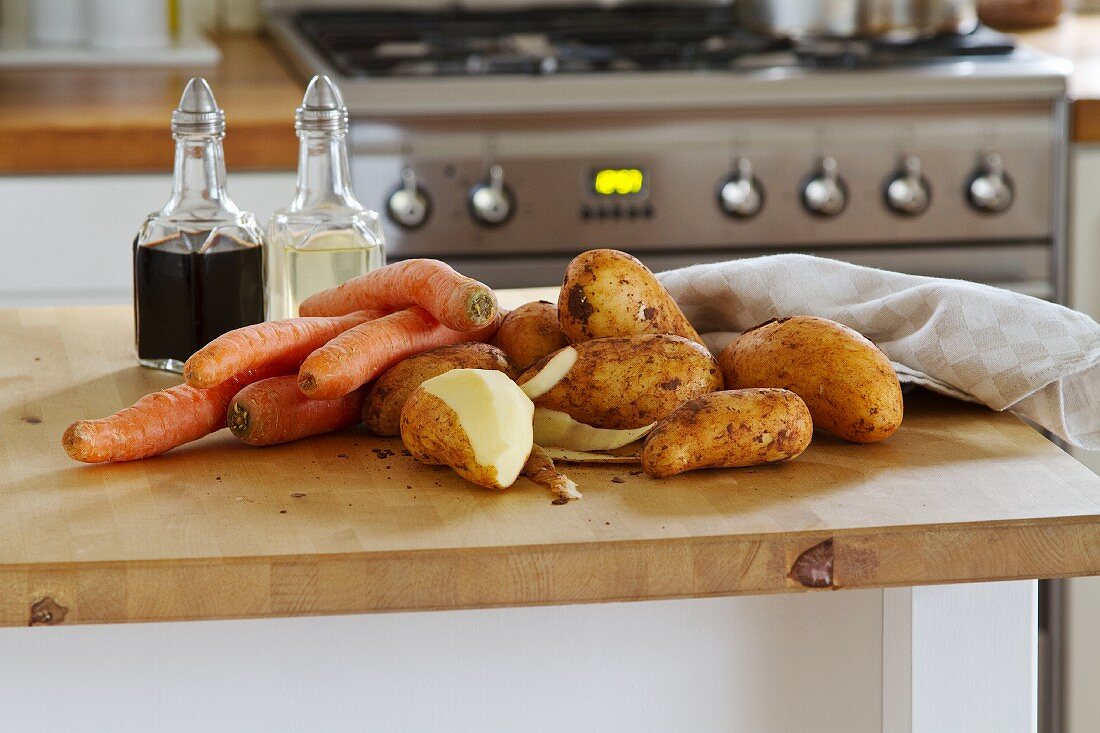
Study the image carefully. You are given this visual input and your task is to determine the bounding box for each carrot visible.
[228,376,365,446]
[298,307,500,400]
[298,258,499,332]
[62,365,287,463]
[183,310,385,389]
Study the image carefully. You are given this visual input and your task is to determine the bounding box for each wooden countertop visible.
[0,34,302,174]
[3,291,1100,626]
[3,20,1100,175]
[1018,15,1100,142]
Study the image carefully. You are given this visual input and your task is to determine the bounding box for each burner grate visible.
[293,5,1014,79]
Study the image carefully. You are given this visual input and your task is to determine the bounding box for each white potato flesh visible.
[519,346,577,400]
[421,369,534,488]
[533,407,654,451]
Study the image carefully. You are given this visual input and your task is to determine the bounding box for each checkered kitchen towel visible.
[656,254,1100,450]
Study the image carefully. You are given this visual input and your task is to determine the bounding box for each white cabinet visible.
[0,583,1037,732]
[1065,145,1100,733]
[0,173,295,307]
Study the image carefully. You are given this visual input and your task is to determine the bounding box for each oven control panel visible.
[353,103,1058,259]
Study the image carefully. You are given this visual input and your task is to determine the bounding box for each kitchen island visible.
[2,291,1100,731]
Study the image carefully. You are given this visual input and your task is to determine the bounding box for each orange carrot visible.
[228,376,365,446]
[298,259,499,332]
[298,307,500,400]
[62,365,287,463]
[183,310,385,389]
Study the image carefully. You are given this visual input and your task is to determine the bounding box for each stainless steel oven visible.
[266,1,1069,302]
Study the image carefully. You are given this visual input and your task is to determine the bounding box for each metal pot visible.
[738,0,979,41]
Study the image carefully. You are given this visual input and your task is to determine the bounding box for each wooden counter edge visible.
[0,124,299,175]
[4,515,1099,627]
[1073,99,1100,143]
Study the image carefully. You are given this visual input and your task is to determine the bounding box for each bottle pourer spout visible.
[172,77,225,135]
[296,75,348,133]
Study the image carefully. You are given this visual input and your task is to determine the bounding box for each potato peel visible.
[523,445,583,501]
[544,447,642,464]
[519,346,577,400]
[533,407,654,451]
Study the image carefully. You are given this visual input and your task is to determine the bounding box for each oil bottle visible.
[266,75,385,320]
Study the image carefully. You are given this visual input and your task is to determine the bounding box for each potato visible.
[400,369,534,490]
[558,249,702,345]
[718,316,903,443]
[364,342,516,436]
[641,389,813,478]
[491,300,569,371]
[516,334,722,430]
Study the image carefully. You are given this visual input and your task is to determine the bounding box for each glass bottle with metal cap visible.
[132,77,266,373]
[266,75,385,320]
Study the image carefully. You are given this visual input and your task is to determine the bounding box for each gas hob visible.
[267,4,1068,115]
[290,6,1019,78]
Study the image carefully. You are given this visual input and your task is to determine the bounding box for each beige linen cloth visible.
[656,254,1100,450]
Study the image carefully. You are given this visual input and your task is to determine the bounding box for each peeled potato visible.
[400,369,534,490]
[641,389,813,478]
[364,342,516,436]
[516,334,723,430]
[719,316,903,443]
[491,300,569,371]
[558,249,703,345]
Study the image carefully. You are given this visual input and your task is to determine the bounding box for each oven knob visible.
[967,153,1014,214]
[468,165,514,226]
[718,158,764,219]
[801,157,847,217]
[884,156,931,216]
[386,168,431,229]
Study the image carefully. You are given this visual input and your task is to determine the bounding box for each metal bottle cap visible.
[171,77,225,135]
[296,75,348,133]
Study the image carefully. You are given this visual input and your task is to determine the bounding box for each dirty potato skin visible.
[491,300,569,371]
[400,389,507,489]
[516,334,723,430]
[719,316,903,443]
[641,389,813,477]
[558,249,703,345]
[364,343,516,436]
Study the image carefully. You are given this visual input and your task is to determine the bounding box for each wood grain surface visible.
[0,34,301,174]
[2,294,1100,627]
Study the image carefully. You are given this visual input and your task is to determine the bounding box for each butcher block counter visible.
[3,290,1100,629]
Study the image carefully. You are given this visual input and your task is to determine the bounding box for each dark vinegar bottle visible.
[133,77,265,372]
